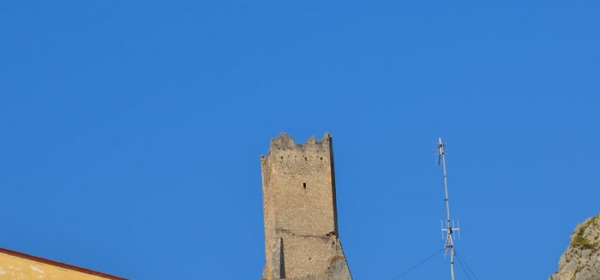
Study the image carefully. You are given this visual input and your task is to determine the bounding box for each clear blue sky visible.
[1,1,599,279]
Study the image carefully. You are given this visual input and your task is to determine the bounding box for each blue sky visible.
[1,1,599,279]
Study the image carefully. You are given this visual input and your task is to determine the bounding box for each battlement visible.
[262,133,332,162]
[269,132,330,149]
[260,133,351,280]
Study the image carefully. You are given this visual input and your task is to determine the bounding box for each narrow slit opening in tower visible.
[303,182,306,189]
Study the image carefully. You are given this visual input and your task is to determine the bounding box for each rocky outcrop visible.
[550,213,600,280]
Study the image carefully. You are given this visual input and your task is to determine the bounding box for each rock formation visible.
[550,213,600,280]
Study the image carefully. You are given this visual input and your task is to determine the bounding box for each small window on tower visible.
[303,182,306,189]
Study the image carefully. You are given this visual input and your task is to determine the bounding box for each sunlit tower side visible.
[438,138,460,280]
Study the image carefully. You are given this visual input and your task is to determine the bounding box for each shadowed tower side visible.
[260,133,352,280]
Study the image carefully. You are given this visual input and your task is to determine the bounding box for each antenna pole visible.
[438,138,459,280]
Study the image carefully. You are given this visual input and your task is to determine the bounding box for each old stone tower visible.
[260,133,352,280]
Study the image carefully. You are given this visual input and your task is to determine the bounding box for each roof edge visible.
[0,247,127,280]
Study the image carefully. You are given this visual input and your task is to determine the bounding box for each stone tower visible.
[260,133,352,280]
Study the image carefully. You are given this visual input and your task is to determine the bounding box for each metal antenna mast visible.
[438,138,459,280]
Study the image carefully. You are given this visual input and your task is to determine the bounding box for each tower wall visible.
[261,133,351,280]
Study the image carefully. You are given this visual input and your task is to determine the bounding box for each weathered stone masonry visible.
[260,133,352,280]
